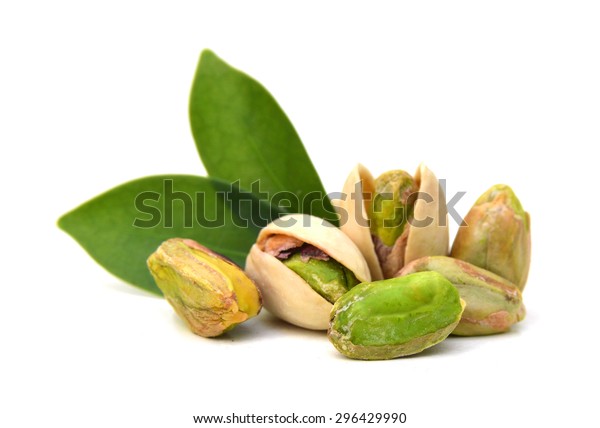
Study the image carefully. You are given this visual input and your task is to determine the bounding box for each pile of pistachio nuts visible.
[147,164,531,360]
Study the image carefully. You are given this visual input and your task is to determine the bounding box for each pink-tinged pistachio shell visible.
[147,238,261,338]
[336,163,449,280]
[245,214,371,330]
[451,184,531,290]
[399,256,525,336]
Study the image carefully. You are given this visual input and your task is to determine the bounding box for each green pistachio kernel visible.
[368,170,418,247]
[283,253,360,303]
[451,184,531,290]
[147,238,261,338]
[399,256,525,336]
[328,271,464,360]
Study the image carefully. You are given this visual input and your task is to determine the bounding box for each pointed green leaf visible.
[58,175,279,295]
[189,50,338,225]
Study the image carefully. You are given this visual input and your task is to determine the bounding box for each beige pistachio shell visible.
[404,164,449,264]
[336,163,449,280]
[245,214,371,330]
[335,164,383,280]
[246,245,332,329]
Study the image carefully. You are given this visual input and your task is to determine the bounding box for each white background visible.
[1,1,599,427]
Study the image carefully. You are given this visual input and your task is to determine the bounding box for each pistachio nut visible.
[336,163,449,280]
[245,214,371,330]
[450,184,531,290]
[328,272,465,360]
[147,238,261,337]
[399,256,525,336]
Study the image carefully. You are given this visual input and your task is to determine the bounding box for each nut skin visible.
[451,184,531,290]
[398,256,525,336]
[147,238,261,338]
[336,163,449,281]
[328,272,465,360]
[245,214,371,330]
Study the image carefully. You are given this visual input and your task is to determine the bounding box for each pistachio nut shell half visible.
[399,256,525,336]
[335,164,384,280]
[245,214,371,330]
[451,184,531,290]
[147,238,261,338]
[336,163,449,280]
[328,272,465,360]
[404,163,450,265]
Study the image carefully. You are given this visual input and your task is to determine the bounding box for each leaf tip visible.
[199,48,220,66]
[56,211,71,233]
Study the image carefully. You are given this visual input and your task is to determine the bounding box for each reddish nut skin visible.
[451,184,531,291]
[398,256,525,336]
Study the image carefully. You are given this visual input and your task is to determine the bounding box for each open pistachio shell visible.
[245,214,371,330]
[336,163,449,280]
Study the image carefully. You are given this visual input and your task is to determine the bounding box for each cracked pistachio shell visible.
[147,238,261,338]
[328,272,465,360]
[399,256,525,336]
[335,163,449,280]
[451,184,531,290]
[245,214,371,330]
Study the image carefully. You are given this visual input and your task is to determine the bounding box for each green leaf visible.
[189,49,338,225]
[58,175,279,295]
